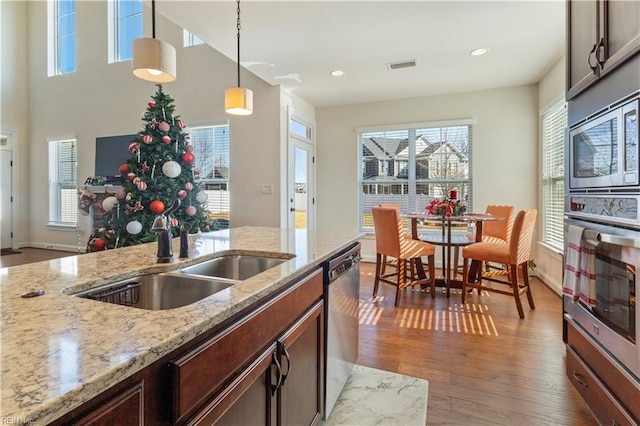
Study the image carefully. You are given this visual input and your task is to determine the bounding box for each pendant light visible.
[132,0,176,83]
[225,0,253,115]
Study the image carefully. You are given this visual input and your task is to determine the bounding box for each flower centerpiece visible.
[426,193,467,217]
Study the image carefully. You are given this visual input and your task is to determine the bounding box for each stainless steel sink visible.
[177,254,290,281]
[73,273,233,310]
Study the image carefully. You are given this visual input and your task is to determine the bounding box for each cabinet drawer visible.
[73,381,144,426]
[567,320,640,421]
[171,268,323,424]
[566,346,636,426]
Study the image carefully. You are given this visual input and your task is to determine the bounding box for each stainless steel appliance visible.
[564,217,639,380]
[324,243,360,419]
[568,95,638,191]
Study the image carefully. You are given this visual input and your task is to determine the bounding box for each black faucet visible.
[179,223,191,258]
[150,199,181,263]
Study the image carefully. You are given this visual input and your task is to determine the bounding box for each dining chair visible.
[377,204,412,275]
[460,209,537,319]
[372,206,437,306]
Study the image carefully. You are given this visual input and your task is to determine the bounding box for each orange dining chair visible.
[377,204,412,275]
[372,206,437,306]
[461,209,537,319]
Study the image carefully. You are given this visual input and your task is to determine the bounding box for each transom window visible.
[183,30,205,47]
[48,0,76,76]
[112,0,143,62]
[358,123,473,231]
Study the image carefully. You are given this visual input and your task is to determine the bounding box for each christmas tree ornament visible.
[178,120,185,128]
[148,102,156,108]
[196,191,208,204]
[127,172,137,181]
[171,218,179,227]
[126,220,143,235]
[150,200,165,214]
[185,182,194,190]
[116,188,127,199]
[102,196,119,211]
[142,135,153,144]
[93,238,106,251]
[126,193,132,201]
[178,189,187,198]
[119,164,130,175]
[151,163,156,179]
[162,136,171,144]
[128,142,138,154]
[159,121,170,132]
[133,177,141,184]
[137,181,148,191]
[185,205,197,216]
[186,144,194,152]
[162,160,181,178]
[182,152,195,165]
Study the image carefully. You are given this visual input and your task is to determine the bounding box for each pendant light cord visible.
[151,0,156,39]
[236,0,241,87]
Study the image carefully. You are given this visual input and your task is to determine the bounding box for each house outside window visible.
[190,124,230,228]
[48,138,77,226]
[358,123,472,231]
[48,0,76,76]
[111,0,143,62]
[541,101,567,251]
[183,30,205,47]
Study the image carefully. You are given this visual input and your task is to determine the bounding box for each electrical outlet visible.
[260,184,273,195]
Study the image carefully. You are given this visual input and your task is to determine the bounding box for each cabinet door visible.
[188,344,278,426]
[277,301,324,426]
[567,0,600,99]
[600,0,640,76]
[73,382,144,426]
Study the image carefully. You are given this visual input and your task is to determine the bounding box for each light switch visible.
[260,184,273,194]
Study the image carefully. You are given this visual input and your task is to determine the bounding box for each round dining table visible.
[403,212,502,296]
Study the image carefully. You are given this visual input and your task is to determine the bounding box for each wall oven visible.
[568,96,638,191]
[564,217,639,380]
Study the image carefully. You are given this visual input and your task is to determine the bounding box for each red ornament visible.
[127,172,136,181]
[159,122,170,132]
[162,136,171,144]
[185,182,194,190]
[178,190,187,199]
[128,142,138,153]
[149,200,165,214]
[178,120,185,128]
[171,218,179,227]
[182,152,195,165]
[142,135,153,144]
[93,238,106,251]
[119,164,129,175]
[137,181,148,191]
[148,102,156,108]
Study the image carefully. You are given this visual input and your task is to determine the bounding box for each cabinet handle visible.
[572,370,588,388]
[595,37,606,68]
[587,43,599,73]
[611,421,619,426]
[271,353,282,396]
[281,344,292,386]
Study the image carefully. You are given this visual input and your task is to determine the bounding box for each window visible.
[48,138,77,226]
[48,0,76,75]
[183,30,205,47]
[113,0,143,62]
[358,122,472,231]
[541,101,567,251]
[190,125,230,224]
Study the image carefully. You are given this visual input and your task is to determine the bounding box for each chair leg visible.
[380,255,387,275]
[461,257,469,304]
[373,253,382,298]
[395,258,406,307]
[427,254,436,298]
[522,263,535,310]
[510,264,525,319]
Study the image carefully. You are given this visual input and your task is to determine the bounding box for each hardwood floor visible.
[1,249,596,425]
[357,261,596,425]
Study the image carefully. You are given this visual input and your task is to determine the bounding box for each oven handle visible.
[584,229,640,248]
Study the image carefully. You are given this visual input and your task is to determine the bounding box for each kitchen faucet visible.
[150,199,181,263]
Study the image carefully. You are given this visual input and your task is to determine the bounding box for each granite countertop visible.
[0,226,361,425]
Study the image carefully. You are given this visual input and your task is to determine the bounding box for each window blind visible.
[541,102,567,251]
[49,139,77,225]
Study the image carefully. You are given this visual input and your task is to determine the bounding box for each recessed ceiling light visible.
[470,48,489,57]
[330,70,344,77]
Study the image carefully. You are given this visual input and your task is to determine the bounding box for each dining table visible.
[403,212,502,296]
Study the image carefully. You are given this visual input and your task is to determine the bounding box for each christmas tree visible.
[87,85,212,251]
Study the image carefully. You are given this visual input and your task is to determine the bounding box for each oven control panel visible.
[566,194,640,227]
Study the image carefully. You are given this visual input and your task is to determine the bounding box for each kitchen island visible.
[0,227,361,425]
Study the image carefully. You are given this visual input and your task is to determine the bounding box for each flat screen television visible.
[95,134,137,182]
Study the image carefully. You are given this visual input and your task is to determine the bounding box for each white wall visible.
[315,85,540,261]
[20,1,281,251]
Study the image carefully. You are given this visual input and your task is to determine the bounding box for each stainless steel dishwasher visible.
[324,242,361,419]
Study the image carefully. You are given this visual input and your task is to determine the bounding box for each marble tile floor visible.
[324,364,428,426]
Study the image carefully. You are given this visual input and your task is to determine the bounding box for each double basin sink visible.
[74,254,293,311]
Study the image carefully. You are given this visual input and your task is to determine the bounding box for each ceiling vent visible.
[387,59,417,70]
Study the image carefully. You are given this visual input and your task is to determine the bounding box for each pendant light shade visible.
[132,38,176,83]
[225,0,253,115]
[132,0,176,83]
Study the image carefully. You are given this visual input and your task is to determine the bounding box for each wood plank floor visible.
[357,261,597,425]
[0,247,76,268]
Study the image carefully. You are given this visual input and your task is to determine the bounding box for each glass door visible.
[287,116,315,230]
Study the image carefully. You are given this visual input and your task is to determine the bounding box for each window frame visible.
[357,119,474,232]
[110,0,143,63]
[48,0,76,76]
[540,101,567,252]
[183,30,205,47]
[48,138,78,227]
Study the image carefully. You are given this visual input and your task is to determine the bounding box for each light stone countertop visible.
[0,226,362,425]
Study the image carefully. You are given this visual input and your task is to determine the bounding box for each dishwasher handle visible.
[328,244,361,283]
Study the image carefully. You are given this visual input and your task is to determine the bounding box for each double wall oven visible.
[565,91,640,382]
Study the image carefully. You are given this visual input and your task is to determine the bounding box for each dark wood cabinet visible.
[567,0,640,100]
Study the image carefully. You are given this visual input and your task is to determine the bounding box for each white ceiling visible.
[158,0,566,108]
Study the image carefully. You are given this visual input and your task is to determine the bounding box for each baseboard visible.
[24,242,83,253]
[533,268,562,297]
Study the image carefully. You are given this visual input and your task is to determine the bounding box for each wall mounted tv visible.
[95,134,137,182]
